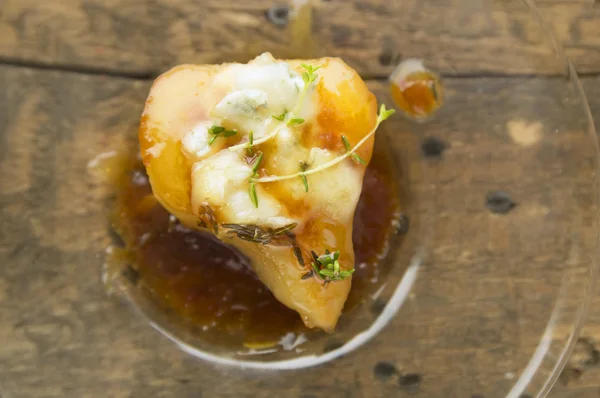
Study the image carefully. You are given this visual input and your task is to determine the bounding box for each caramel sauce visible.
[390,70,443,119]
[106,147,400,349]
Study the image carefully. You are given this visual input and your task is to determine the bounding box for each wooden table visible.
[1,1,600,397]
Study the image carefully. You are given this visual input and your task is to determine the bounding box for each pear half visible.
[139,53,378,332]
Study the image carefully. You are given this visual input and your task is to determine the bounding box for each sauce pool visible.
[104,147,401,349]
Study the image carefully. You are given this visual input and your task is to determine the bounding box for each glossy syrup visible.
[389,60,444,120]
[105,148,401,349]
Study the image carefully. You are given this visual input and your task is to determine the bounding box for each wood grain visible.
[0,0,599,77]
[0,64,599,397]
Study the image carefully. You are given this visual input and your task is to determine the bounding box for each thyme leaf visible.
[254,104,395,184]
[208,125,237,145]
[288,117,305,126]
[272,112,287,121]
[222,223,298,246]
[308,249,354,282]
[249,182,258,208]
[301,174,309,192]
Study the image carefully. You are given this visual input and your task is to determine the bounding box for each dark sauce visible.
[106,147,401,349]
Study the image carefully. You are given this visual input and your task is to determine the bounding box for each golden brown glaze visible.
[109,149,400,348]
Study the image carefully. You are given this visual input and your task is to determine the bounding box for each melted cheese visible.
[188,53,364,235]
[191,151,296,228]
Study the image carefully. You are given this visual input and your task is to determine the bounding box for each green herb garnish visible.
[298,160,309,192]
[255,104,395,184]
[301,63,321,84]
[222,222,298,245]
[272,112,287,121]
[208,125,237,145]
[251,152,263,174]
[249,182,258,208]
[309,250,355,282]
[288,117,305,126]
[341,135,367,165]
[209,126,225,135]
[377,103,395,123]
[228,65,321,152]
[247,151,263,207]
[351,153,367,165]
[246,130,254,156]
[341,135,351,152]
[300,174,309,192]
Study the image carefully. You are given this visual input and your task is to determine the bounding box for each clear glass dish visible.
[0,0,597,397]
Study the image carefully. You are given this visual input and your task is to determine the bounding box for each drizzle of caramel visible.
[390,71,443,119]
[103,147,400,349]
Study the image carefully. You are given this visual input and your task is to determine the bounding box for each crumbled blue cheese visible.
[181,121,225,160]
[212,53,312,125]
[189,53,361,229]
[211,89,270,135]
[214,89,268,116]
[233,56,304,116]
[191,151,297,228]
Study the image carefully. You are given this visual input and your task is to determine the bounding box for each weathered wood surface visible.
[1,64,599,397]
[0,0,599,77]
[547,77,600,398]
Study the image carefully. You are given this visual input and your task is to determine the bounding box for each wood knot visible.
[420,137,447,158]
[485,191,516,214]
[373,362,398,380]
[265,5,289,27]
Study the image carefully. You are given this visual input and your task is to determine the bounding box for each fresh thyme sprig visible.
[273,112,303,126]
[208,125,237,145]
[255,104,395,184]
[229,123,284,152]
[304,249,354,282]
[341,135,367,165]
[228,63,321,152]
[248,151,263,208]
[287,63,320,127]
[222,222,297,245]
[300,63,321,84]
